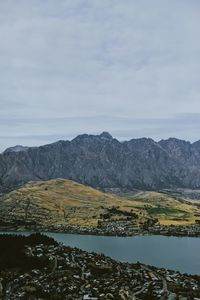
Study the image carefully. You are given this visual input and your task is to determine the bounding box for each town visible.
[1,219,200,238]
[0,234,200,300]
[49,221,200,237]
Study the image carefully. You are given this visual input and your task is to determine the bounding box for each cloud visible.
[1,114,200,152]
[0,0,200,150]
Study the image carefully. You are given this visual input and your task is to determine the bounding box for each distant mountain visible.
[4,145,29,154]
[1,132,200,192]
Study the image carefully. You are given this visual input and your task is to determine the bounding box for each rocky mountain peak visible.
[99,132,113,140]
[1,133,200,192]
[3,145,29,154]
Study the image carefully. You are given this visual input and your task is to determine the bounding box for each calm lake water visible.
[1,232,200,275]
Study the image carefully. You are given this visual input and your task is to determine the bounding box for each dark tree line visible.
[0,233,57,271]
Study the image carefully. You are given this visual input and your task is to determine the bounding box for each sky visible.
[0,0,200,151]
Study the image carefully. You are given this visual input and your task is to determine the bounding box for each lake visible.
[1,232,200,275]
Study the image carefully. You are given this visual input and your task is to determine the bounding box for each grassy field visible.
[126,191,200,225]
[0,179,147,228]
[0,179,200,228]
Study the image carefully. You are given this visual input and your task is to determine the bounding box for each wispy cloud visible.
[0,0,200,150]
[1,114,200,152]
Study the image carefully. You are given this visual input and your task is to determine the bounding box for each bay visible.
[1,231,200,275]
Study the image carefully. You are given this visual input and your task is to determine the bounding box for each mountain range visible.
[1,132,200,193]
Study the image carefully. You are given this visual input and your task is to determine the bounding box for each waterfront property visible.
[0,234,200,300]
[1,232,200,275]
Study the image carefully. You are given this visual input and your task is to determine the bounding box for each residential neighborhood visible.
[0,239,199,300]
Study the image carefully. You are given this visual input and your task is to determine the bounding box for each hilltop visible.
[0,179,143,229]
[0,179,200,235]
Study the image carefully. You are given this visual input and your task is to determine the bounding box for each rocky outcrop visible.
[3,145,29,154]
[1,132,200,192]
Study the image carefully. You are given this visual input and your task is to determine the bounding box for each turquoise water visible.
[1,232,200,275]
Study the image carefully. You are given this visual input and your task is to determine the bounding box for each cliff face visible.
[1,132,200,192]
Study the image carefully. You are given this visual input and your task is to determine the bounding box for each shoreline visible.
[0,234,200,299]
[0,223,200,238]
[1,230,200,275]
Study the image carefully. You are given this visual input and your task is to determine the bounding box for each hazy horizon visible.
[1,129,198,153]
[0,0,200,151]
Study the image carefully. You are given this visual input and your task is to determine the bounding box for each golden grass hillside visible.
[125,191,200,225]
[0,179,146,228]
[0,179,200,228]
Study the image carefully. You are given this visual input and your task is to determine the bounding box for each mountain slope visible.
[0,179,145,228]
[125,191,200,225]
[1,132,200,192]
[0,179,199,230]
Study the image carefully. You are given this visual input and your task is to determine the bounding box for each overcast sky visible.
[0,0,200,151]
